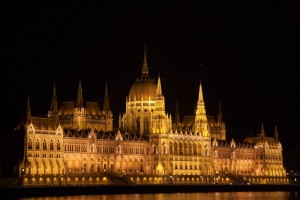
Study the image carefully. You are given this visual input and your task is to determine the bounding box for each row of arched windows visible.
[28,139,60,151]
[169,142,209,156]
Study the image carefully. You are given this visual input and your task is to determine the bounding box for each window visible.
[136,118,140,133]
[144,118,149,133]
[36,140,40,150]
[193,144,197,155]
[57,140,61,150]
[43,140,47,150]
[184,143,187,154]
[170,143,173,154]
[50,140,54,150]
[179,143,183,154]
[174,143,178,154]
[28,139,32,149]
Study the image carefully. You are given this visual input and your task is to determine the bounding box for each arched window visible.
[57,140,61,150]
[193,143,197,155]
[184,142,187,154]
[189,143,192,155]
[174,142,178,154]
[136,117,140,133]
[144,118,149,133]
[198,144,202,156]
[36,140,40,149]
[170,142,173,154]
[179,142,183,154]
[28,139,32,149]
[43,140,47,150]
[50,140,54,150]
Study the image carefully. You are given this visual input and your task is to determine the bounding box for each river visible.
[19,191,298,200]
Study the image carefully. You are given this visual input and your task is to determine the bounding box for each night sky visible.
[2,1,300,151]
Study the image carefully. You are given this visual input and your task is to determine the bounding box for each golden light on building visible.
[18,47,288,186]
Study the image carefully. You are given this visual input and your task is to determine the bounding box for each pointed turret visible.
[217,100,223,123]
[274,124,279,141]
[194,81,209,136]
[260,123,265,138]
[197,82,204,104]
[142,44,149,76]
[26,97,31,125]
[103,81,110,112]
[76,78,84,108]
[50,82,59,115]
[156,75,163,97]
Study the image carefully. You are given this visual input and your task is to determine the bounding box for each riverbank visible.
[1,184,300,198]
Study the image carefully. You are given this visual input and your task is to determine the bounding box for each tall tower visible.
[216,100,226,140]
[26,97,31,125]
[151,76,170,134]
[76,78,84,108]
[150,75,172,175]
[48,83,59,127]
[103,82,110,113]
[142,44,149,77]
[120,45,156,134]
[194,82,209,137]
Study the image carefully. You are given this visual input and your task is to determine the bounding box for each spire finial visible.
[274,124,279,140]
[50,82,59,115]
[198,81,204,103]
[260,123,265,137]
[142,44,149,75]
[27,97,31,124]
[156,75,162,96]
[103,81,110,112]
[76,77,84,108]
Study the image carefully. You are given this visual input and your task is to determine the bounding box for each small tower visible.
[152,75,169,134]
[142,44,149,77]
[217,100,226,140]
[194,82,209,137]
[49,82,59,127]
[103,81,110,113]
[26,97,31,125]
[274,124,279,142]
[76,78,84,108]
[260,123,265,138]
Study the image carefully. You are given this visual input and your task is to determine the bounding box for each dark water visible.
[19,192,298,200]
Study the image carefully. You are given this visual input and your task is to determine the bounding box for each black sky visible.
[2,1,300,150]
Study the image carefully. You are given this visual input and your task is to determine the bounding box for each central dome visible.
[129,78,157,101]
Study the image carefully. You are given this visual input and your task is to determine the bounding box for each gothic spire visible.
[217,100,223,123]
[76,78,84,108]
[260,123,265,137]
[175,101,180,128]
[156,75,162,96]
[274,124,279,141]
[142,44,149,75]
[103,81,110,112]
[197,81,204,104]
[50,82,59,115]
[27,97,31,124]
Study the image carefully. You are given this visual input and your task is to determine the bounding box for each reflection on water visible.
[19,192,297,200]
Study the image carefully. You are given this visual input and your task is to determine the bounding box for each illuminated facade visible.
[19,47,287,185]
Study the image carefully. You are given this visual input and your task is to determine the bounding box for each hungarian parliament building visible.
[19,48,287,185]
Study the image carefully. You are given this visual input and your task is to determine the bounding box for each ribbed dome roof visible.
[129,79,157,101]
